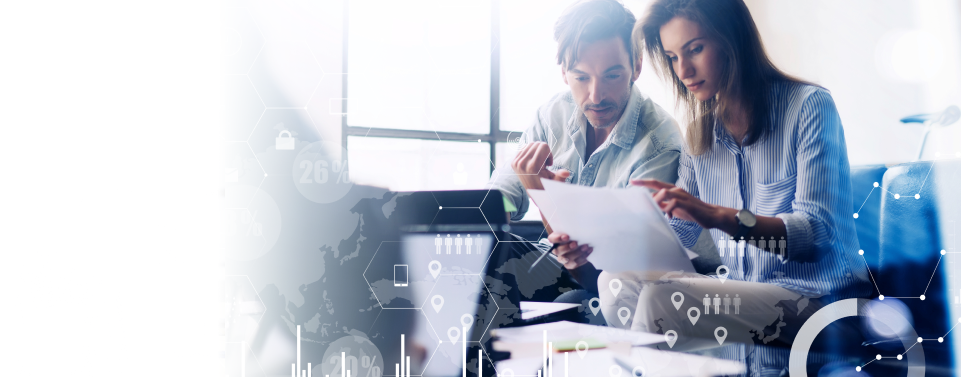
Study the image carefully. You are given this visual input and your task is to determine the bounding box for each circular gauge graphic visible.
[320,335,384,377]
[788,298,924,377]
[292,141,353,204]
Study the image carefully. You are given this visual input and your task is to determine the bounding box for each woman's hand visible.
[631,179,728,230]
[546,232,593,270]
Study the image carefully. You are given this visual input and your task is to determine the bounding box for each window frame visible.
[339,0,511,177]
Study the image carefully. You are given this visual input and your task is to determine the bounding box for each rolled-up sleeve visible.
[777,89,849,263]
[488,111,550,222]
[668,149,704,248]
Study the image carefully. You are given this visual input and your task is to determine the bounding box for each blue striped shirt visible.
[670,81,871,298]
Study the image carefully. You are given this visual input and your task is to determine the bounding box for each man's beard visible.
[582,97,626,129]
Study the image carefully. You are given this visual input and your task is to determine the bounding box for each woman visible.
[548,0,871,352]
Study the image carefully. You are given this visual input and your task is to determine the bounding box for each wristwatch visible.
[733,209,756,239]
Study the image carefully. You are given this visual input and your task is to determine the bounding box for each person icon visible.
[475,237,482,254]
[748,236,756,251]
[727,236,737,258]
[738,237,746,257]
[758,236,767,254]
[717,237,726,257]
[703,294,711,315]
[435,234,442,254]
[734,294,742,315]
[778,236,787,258]
[445,234,453,254]
[723,294,731,314]
[713,294,721,314]
[455,234,463,254]
[465,234,473,254]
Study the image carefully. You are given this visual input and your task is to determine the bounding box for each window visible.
[348,136,492,191]
[499,0,576,132]
[346,0,491,135]
[343,0,676,223]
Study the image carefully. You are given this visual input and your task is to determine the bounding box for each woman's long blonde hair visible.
[637,0,808,155]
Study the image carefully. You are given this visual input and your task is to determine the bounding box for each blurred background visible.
[2,0,959,376]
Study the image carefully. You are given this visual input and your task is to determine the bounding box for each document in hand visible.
[526,178,696,273]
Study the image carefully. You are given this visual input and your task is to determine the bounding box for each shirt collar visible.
[713,116,726,144]
[712,94,777,147]
[713,115,747,154]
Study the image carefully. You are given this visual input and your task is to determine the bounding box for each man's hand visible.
[511,141,570,191]
[547,232,592,270]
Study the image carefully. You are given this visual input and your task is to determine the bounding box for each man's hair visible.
[554,0,637,72]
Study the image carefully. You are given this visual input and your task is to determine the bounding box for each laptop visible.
[396,190,507,377]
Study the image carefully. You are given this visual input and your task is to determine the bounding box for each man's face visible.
[562,36,641,129]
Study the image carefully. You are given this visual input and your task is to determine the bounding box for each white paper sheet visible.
[519,301,580,320]
[527,179,696,273]
[490,320,664,346]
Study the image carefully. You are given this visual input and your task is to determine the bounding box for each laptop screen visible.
[401,228,496,376]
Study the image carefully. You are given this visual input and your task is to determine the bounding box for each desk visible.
[491,321,745,376]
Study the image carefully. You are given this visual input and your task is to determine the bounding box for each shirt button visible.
[589,164,593,167]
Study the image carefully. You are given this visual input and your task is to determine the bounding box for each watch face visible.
[738,210,757,227]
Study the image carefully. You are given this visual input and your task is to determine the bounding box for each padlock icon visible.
[276,130,295,150]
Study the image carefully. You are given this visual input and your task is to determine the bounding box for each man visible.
[487,0,698,305]
[491,0,682,231]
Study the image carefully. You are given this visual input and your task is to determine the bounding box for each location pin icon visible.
[431,295,444,313]
[716,265,729,284]
[428,260,442,279]
[588,298,601,316]
[687,306,700,326]
[447,327,461,344]
[714,326,727,345]
[575,340,589,359]
[609,279,623,298]
[617,307,631,326]
[671,292,684,310]
[664,330,678,349]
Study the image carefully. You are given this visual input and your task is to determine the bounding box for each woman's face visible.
[659,17,723,102]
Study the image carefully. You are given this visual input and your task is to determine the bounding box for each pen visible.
[527,243,559,273]
[613,356,640,376]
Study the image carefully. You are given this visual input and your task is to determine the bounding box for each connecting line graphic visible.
[225,140,269,208]
[852,168,933,219]
[852,168,944,300]
[858,251,882,297]
[856,319,961,371]
[858,249,947,300]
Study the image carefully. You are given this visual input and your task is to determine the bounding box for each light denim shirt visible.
[670,81,871,299]
[490,85,683,221]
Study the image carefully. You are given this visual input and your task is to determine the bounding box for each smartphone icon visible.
[394,264,408,287]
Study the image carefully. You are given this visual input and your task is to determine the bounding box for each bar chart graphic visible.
[537,330,571,377]
[395,332,486,377]
[305,327,384,377]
